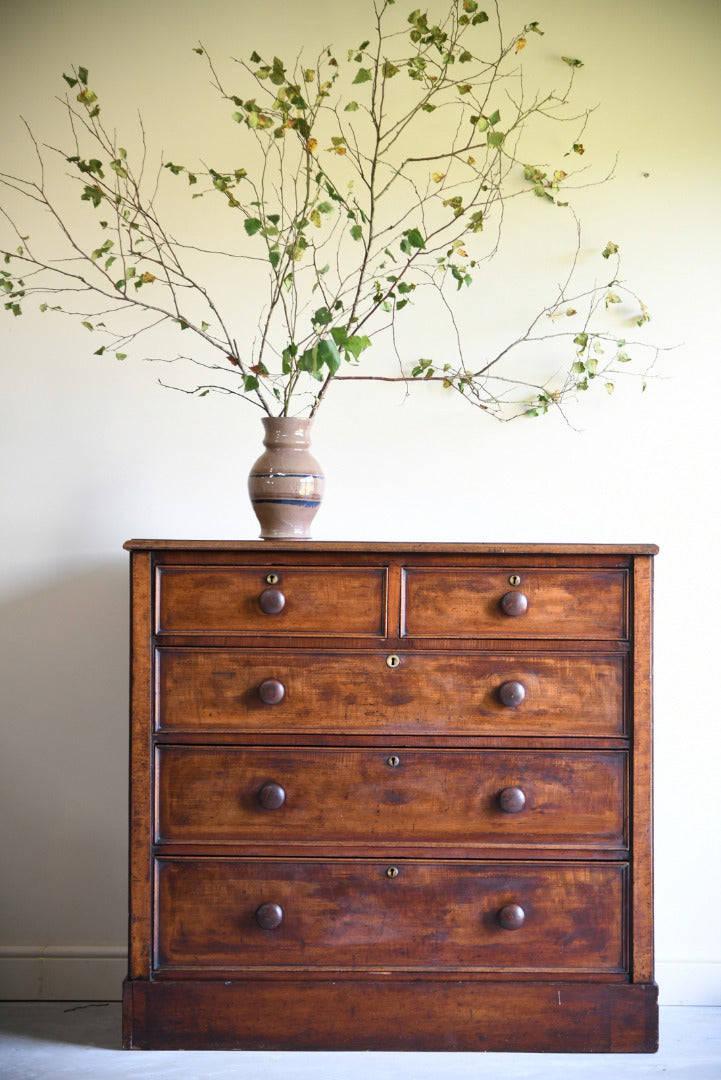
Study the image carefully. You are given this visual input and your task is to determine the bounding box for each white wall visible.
[1,0,719,1004]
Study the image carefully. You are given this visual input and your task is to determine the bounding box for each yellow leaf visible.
[467,156,476,165]
[327,145,347,155]
[457,247,468,257]
[306,138,318,154]
[432,172,446,183]
[605,382,615,395]
[554,169,567,181]
[303,68,315,82]
[139,271,156,284]
[515,37,527,52]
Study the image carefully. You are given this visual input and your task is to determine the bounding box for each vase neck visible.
[262,416,313,450]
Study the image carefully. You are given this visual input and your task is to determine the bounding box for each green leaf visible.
[350,224,363,241]
[297,345,323,379]
[78,66,89,85]
[116,352,127,360]
[602,241,619,260]
[80,185,104,208]
[353,67,372,84]
[244,218,263,236]
[282,344,297,373]
[488,109,501,126]
[312,305,333,326]
[270,56,286,86]
[562,56,584,68]
[344,100,360,112]
[487,131,505,148]
[250,50,262,63]
[573,332,589,350]
[405,228,425,249]
[316,337,341,375]
[242,374,260,392]
[62,73,78,88]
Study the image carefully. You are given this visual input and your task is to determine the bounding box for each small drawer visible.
[155,747,627,852]
[155,648,626,737]
[155,565,386,636]
[402,568,627,639]
[154,858,626,974]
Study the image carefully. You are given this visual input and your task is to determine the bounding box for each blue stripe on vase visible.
[251,498,322,508]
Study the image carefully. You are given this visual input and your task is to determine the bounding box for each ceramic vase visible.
[248,416,324,540]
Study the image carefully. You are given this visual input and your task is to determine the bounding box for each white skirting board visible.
[0,947,126,1001]
[0,948,719,1005]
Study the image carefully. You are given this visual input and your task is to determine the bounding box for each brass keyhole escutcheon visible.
[509,574,522,586]
[387,755,401,768]
[265,572,279,586]
[386,654,401,669]
[386,866,400,878]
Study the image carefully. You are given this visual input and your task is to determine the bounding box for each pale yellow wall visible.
[1,0,719,1002]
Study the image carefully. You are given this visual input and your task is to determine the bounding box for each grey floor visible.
[0,1003,718,1079]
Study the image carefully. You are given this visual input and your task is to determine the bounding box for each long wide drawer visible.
[155,649,626,737]
[155,747,627,851]
[154,859,626,974]
[155,565,386,636]
[402,567,627,639]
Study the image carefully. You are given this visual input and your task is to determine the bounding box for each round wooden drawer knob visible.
[257,781,286,810]
[258,678,286,705]
[255,902,284,930]
[497,903,525,931]
[498,786,526,814]
[497,680,526,708]
[259,587,286,615]
[499,591,528,617]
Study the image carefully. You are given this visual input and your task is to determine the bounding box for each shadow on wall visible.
[0,562,129,948]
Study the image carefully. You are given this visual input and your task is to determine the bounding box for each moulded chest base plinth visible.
[122,977,659,1053]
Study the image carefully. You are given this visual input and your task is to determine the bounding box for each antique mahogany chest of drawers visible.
[122,541,658,1052]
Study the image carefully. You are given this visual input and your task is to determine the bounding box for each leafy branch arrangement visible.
[0,0,658,420]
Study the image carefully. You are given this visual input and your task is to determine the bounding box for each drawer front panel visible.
[155,747,626,849]
[402,568,627,639]
[155,566,387,636]
[155,649,625,737]
[154,859,626,973]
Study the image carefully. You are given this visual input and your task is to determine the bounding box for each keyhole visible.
[386,866,400,878]
[265,572,279,586]
[509,574,522,586]
[386,654,401,669]
[387,755,401,768]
